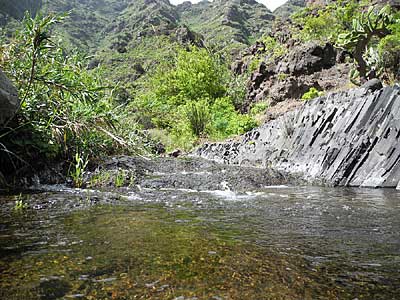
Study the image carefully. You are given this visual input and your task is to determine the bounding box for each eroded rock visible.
[194,86,400,188]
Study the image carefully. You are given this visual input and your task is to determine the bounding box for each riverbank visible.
[195,85,400,188]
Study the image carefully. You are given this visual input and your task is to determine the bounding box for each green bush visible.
[260,36,286,60]
[378,19,400,83]
[250,102,269,115]
[184,99,210,137]
[0,13,140,176]
[292,1,360,43]
[210,97,257,139]
[301,87,324,101]
[134,46,257,149]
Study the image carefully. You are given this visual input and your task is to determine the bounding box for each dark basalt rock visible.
[361,78,383,92]
[194,86,400,188]
[0,69,19,126]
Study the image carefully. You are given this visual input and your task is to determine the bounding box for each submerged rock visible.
[194,86,400,188]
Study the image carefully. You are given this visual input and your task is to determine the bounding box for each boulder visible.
[0,69,19,126]
[361,78,383,92]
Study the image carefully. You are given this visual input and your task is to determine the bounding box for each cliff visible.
[195,85,400,188]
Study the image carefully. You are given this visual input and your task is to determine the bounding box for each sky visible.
[169,0,289,11]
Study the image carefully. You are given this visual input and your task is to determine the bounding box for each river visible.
[0,157,399,299]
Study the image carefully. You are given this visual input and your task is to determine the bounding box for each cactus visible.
[338,5,393,84]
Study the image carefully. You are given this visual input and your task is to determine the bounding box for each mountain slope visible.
[0,0,42,26]
[177,0,275,52]
[274,0,306,19]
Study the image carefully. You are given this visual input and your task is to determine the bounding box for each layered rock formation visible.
[195,85,400,188]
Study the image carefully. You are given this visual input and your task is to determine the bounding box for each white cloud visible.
[169,0,289,11]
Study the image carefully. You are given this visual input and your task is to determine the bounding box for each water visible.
[1,184,400,299]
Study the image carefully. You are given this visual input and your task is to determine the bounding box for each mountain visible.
[0,0,299,84]
[1,0,278,51]
[274,0,306,19]
[0,0,41,26]
[177,0,275,52]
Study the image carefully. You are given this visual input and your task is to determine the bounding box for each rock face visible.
[241,42,350,111]
[0,69,19,126]
[194,85,400,188]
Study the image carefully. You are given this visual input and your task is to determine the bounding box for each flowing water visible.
[1,158,400,300]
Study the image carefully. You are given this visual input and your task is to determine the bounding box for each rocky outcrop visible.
[194,85,400,188]
[0,69,19,126]
[240,42,351,111]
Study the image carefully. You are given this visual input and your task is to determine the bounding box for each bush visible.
[0,13,140,176]
[210,97,257,139]
[134,46,257,149]
[378,20,400,83]
[301,87,324,101]
[250,102,269,115]
[184,99,210,137]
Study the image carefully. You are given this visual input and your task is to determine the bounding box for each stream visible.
[0,157,399,299]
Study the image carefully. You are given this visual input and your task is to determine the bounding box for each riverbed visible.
[1,157,399,299]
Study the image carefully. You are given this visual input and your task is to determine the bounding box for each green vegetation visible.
[114,169,126,188]
[69,151,89,188]
[14,194,28,210]
[338,5,395,83]
[301,87,324,101]
[133,47,257,151]
[0,13,143,181]
[250,102,269,115]
[293,1,400,85]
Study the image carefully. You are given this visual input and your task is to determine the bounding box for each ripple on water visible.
[0,187,399,299]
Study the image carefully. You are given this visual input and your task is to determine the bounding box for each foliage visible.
[134,46,257,150]
[337,5,394,82]
[183,100,210,137]
[377,15,400,83]
[292,1,399,84]
[292,0,360,43]
[115,169,126,188]
[209,97,258,140]
[260,36,286,60]
[250,102,269,116]
[69,151,88,188]
[301,87,324,101]
[226,73,248,112]
[0,13,142,178]
[14,193,29,210]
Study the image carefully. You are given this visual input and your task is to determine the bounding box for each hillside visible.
[177,0,275,52]
[0,0,41,26]
[0,0,280,52]
[274,0,306,18]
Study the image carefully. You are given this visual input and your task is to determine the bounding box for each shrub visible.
[250,102,269,115]
[0,13,139,176]
[301,87,324,101]
[134,46,257,149]
[184,99,210,137]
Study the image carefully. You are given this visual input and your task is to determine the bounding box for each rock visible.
[168,149,182,158]
[175,25,203,47]
[194,86,400,188]
[0,69,19,126]
[242,41,348,111]
[276,42,336,76]
[361,78,383,92]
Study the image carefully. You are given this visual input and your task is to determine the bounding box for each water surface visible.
[1,185,399,299]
